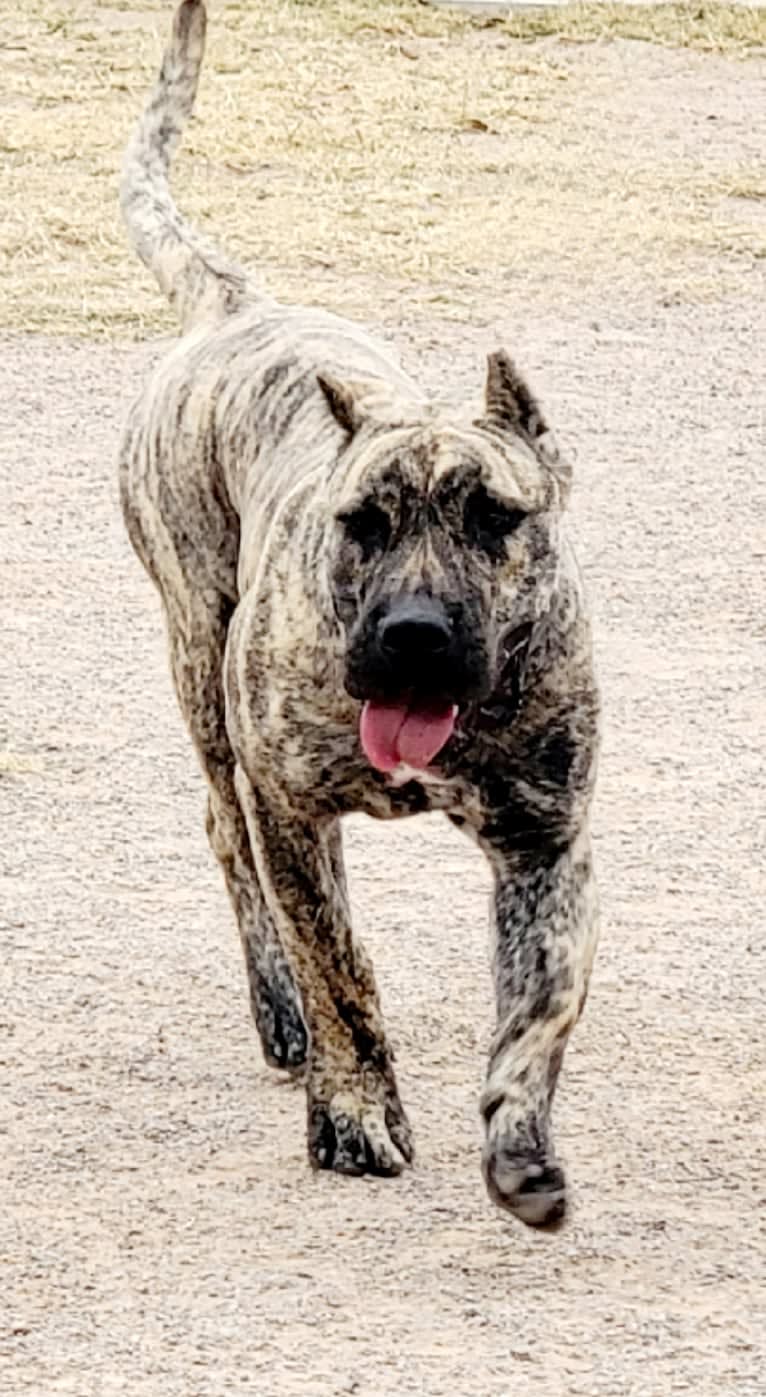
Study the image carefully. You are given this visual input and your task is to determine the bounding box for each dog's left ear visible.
[484,349,548,441]
[318,373,393,437]
[479,349,572,495]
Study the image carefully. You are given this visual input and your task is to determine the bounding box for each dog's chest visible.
[387,763,454,792]
[352,762,484,825]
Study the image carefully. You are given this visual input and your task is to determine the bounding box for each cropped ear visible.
[484,349,549,441]
[317,372,397,437]
[318,372,428,438]
[479,349,572,496]
[317,373,366,435]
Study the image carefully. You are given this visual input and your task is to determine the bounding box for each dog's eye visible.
[463,489,525,557]
[338,503,391,557]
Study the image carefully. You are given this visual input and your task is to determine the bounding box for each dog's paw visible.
[483,1144,567,1228]
[481,1100,566,1228]
[250,967,309,1074]
[308,1087,413,1177]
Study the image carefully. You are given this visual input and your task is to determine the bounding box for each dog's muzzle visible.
[345,595,490,773]
[378,595,452,674]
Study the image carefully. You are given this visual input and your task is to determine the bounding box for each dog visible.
[118,0,600,1228]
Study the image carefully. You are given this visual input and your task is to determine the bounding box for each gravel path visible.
[1,35,765,1397]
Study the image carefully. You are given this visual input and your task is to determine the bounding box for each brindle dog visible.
[119,0,600,1228]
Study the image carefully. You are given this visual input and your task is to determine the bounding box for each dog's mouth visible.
[360,699,458,773]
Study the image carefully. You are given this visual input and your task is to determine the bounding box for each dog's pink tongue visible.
[360,701,457,773]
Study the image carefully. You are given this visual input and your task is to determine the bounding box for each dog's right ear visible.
[318,372,410,437]
[317,373,370,436]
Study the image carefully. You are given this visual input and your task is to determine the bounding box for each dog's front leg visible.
[234,766,413,1177]
[479,827,598,1227]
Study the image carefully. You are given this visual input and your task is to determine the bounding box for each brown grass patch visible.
[0,1,764,337]
[0,750,45,776]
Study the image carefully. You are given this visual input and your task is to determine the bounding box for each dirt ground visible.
[1,9,765,1397]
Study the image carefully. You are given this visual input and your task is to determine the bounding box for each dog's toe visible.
[482,1142,567,1229]
[309,1092,412,1177]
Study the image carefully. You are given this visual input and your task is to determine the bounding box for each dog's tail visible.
[120,0,257,332]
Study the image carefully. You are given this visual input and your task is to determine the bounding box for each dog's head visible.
[319,350,572,773]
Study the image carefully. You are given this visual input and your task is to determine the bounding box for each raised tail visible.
[120,0,257,331]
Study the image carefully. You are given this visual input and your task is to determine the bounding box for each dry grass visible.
[0,0,764,337]
[0,750,45,776]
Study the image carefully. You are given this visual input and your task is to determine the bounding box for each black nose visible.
[379,600,452,659]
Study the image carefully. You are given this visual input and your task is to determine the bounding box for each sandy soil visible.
[2,37,765,1397]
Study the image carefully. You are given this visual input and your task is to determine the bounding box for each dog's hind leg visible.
[165,593,309,1073]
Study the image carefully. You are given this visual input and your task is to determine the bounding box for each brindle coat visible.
[118,0,600,1227]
